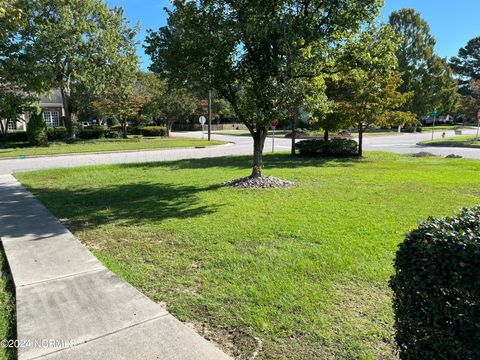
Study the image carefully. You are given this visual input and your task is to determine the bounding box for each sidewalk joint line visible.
[28,312,170,360]
[17,267,105,289]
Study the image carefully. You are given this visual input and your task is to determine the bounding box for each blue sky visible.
[106,0,480,70]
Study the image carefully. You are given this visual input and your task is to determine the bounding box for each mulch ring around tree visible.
[223,175,295,189]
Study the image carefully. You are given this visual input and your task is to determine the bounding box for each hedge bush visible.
[104,129,122,138]
[27,110,48,146]
[47,127,68,141]
[128,126,142,135]
[140,126,167,137]
[77,126,105,140]
[296,138,357,157]
[6,131,28,142]
[390,207,480,360]
[402,126,422,133]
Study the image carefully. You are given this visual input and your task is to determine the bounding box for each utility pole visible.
[208,89,212,141]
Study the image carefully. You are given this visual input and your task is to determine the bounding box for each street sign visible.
[271,120,279,129]
[477,110,480,122]
[199,116,206,125]
[431,109,438,117]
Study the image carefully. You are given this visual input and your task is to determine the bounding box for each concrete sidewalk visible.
[0,175,230,360]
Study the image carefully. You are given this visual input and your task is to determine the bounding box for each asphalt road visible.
[0,129,479,175]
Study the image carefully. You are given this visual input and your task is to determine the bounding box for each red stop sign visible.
[271,120,279,129]
[477,110,480,122]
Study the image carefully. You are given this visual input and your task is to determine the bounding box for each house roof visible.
[39,89,63,105]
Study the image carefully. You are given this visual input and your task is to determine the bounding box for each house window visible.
[43,111,60,128]
[7,121,17,130]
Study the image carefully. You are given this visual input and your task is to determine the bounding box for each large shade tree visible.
[4,0,139,138]
[154,87,197,136]
[389,8,458,117]
[326,25,416,156]
[91,70,149,138]
[139,73,197,135]
[145,0,384,178]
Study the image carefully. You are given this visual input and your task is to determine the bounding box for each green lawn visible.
[0,250,15,360]
[16,153,480,359]
[419,135,480,148]
[0,137,226,159]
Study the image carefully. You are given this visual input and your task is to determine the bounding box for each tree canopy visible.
[325,25,416,156]
[3,0,139,137]
[389,8,458,117]
[450,36,480,94]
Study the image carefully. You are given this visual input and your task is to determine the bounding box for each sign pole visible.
[271,120,278,152]
[272,128,275,152]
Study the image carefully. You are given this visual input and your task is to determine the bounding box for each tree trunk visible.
[290,117,296,155]
[290,105,301,155]
[60,83,75,139]
[0,120,7,143]
[122,118,128,138]
[324,130,329,141]
[166,120,171,137]
[358,123,364,157]
[251,129,267,178]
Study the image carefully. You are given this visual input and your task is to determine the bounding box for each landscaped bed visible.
[419,135,480,148]
[15,153,480,359]
[0,137,226,159]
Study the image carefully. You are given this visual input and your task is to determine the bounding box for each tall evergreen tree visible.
[450,37,480,94]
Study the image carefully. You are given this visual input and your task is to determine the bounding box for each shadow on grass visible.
[30,182,223,231]
[115,153,361,172]
[0,244,16,360]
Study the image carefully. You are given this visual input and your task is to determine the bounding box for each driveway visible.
[0,129,479,175]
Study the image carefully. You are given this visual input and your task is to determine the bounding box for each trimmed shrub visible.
[27,110,48,146]
[47,127,68,141]
[141,126,167,137]
[6,131,28,142]
[104,128,122,139]
[401,126,422,133]
[78,126,105,140]
[296,138,358,157]
[284,130,310,139]
[128,126,142,135]
[390,207,480,360]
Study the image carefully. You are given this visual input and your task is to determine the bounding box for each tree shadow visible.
[115,153,361,172]
[29,182,223,231]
